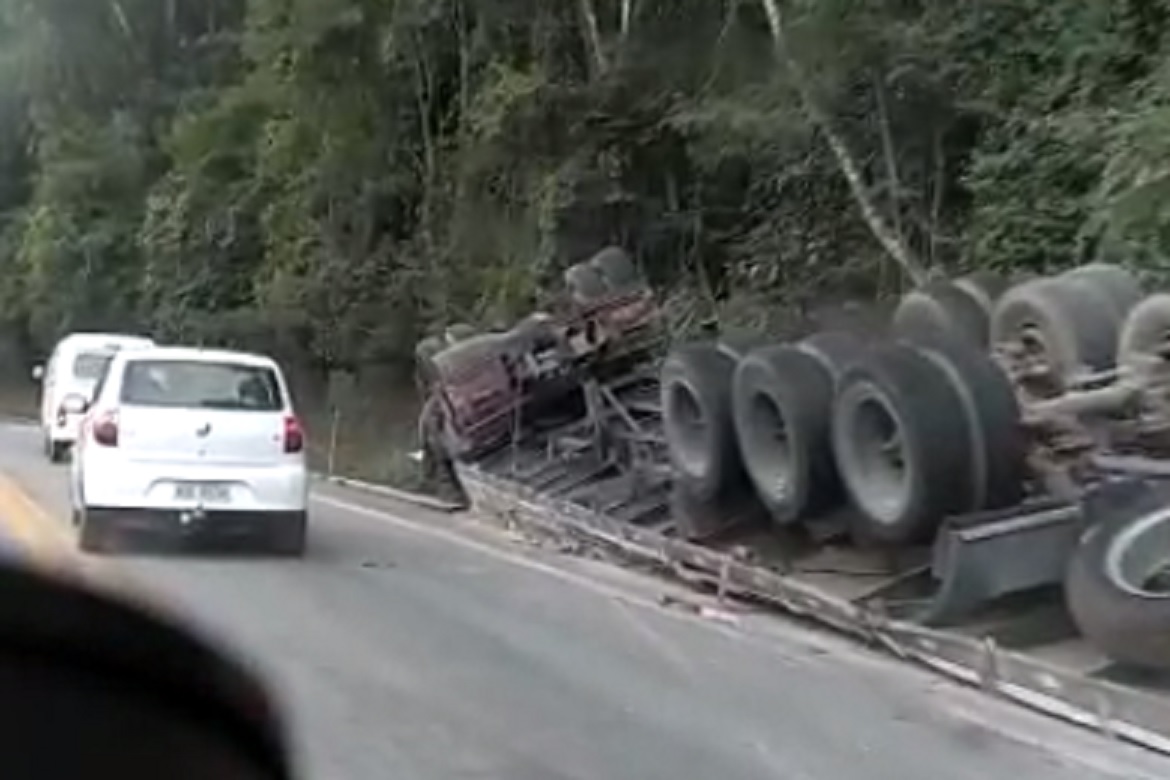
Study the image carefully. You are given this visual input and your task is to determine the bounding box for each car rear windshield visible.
[119,360,284,411]
[72,351,114,380]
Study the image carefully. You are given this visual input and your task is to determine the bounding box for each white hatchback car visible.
[70,346,309,555]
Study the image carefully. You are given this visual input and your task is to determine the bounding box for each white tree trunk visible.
[577,0,609,76]
[758,0,928,287]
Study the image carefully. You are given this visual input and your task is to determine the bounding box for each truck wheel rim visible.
[666,381,710,478]
[743,389,792,501]
[1105,507,1170,598]
[1019,323,1058,378]
[838,385,910,525]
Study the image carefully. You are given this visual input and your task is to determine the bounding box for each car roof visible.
[55,333,154,351]
[116,346,280,369]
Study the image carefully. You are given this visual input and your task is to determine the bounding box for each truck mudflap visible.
[457,462,1170,756]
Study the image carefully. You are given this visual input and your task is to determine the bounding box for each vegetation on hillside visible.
[2,1,1170,374]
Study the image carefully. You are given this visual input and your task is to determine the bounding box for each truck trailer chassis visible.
[419,251,1170,755]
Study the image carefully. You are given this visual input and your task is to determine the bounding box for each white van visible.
[34,333,155,462]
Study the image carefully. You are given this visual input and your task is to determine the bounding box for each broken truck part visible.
[417,247,1170,754]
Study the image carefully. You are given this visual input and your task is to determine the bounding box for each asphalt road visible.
[0,421,1167,780]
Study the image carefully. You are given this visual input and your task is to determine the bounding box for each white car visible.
[33,333,155,462]
[69,346,309,555]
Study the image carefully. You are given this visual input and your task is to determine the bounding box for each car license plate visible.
[173,482,231,504]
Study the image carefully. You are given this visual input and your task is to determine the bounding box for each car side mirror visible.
[0,560,294,778]
[61,394,88,415]
[31,365,44,381]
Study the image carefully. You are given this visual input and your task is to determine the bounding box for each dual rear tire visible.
[661,264,1142,545]
[731,333,863,526]
[831,337,1024,544]
[669,327,1024,547]
[564,247,645,305]
[663,325,1028,546]
[989,262,1143,391]
[1065,481,1170,671]
[661,343,744,504]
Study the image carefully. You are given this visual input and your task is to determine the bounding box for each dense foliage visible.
[3,0,1170,371]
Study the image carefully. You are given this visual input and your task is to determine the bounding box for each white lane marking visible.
[936,695,1168,780]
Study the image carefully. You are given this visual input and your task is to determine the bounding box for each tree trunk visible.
[929,125,945,264]
[410,36,445,317]
[620,0,634,39]
[873,71,902,238]
[576,0,608,77]
[757,0,928,287]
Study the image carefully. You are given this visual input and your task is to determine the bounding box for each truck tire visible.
[508,313,559,353]
[670,480,766,542]
[589,247,641,290]
[431,333,510,378]
[445,323,477,343]
[717,336,766,362]
[1065,481,1170,670]
[1061,262,1143,319]
[661,343,742,502]
[416,336,443,360]
[931,279,992,346]
[670,482,715,542]
[798,330,866,383]
[733,345,843,525]
[892,280,989,348]
[565,263,609,304]
[910,333,1026,512]
[955,271,1008,316]
[991,276,1121,387]
[832,343,973,545]
[414,336,445,389]
[1117,293,1170,377]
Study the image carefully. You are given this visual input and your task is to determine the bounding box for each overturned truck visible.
[417,249,1170,752]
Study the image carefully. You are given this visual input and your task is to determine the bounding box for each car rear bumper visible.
[84,506,306,539]
[80,459,308,512]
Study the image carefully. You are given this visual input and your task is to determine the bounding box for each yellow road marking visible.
[0,484,38,550]
[0,472,72,547]
[0,471,140,602]
[0,471,67,568]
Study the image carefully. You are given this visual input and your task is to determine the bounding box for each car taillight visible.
[283,414,304,454]
[92,409,119,447]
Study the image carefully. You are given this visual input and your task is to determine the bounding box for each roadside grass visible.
[302,400,426,491]
[0,380,427,491]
